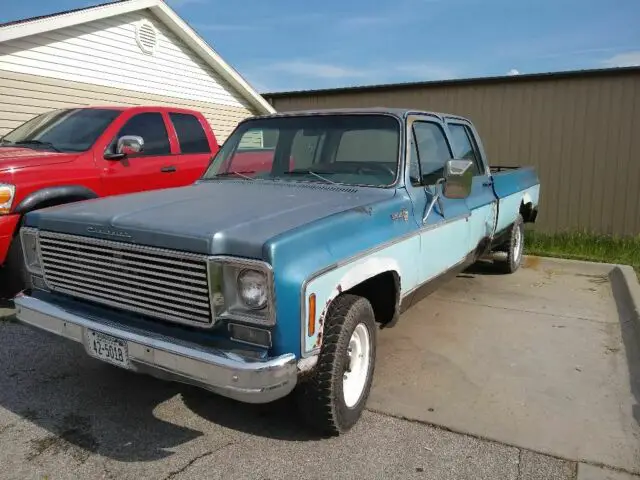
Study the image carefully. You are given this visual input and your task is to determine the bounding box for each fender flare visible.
[14,185,99,215]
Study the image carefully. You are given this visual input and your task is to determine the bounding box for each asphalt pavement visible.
[0,257,638,479]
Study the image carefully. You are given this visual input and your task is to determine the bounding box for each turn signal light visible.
[308,294,316,336]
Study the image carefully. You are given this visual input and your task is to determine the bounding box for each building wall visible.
[0,9,257,141]
[265,70,640,236]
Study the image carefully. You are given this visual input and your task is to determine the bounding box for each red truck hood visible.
[0,147,80,172]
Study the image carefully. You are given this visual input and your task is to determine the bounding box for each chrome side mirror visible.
[442,159,473,199]
[116,135,144,156]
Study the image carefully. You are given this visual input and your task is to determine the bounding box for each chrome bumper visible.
[13,293,297,404]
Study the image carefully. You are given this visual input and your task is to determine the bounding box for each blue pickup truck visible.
[13,108,540,435]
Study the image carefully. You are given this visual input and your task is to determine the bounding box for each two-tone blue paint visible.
[263,110,540,360]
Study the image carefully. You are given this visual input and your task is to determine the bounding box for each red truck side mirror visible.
[105,135,144,160]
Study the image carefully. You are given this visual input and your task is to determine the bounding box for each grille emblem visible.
[87,226,132,239]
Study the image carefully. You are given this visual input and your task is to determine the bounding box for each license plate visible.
[85,330,130,368]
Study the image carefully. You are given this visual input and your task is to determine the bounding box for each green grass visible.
[524,229,640,276]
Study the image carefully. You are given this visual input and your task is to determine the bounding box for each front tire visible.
[496,214,525,274]
[295,294,377,436]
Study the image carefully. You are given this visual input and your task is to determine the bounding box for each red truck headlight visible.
[0,184,15,214]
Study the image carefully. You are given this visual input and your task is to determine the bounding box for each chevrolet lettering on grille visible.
[86,226,133,239]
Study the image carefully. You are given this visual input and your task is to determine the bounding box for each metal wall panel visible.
[266,70,640,235]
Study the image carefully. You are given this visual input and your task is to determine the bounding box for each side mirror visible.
[442,159,473,199]
[117,135,144,156]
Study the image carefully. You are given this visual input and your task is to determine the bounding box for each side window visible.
[412,121,453,185]
[169,113,211,154]
[448,123,482,175]
[115,112,170,155]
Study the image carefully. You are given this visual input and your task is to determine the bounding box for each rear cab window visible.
[168,112,211,154]
[447,123,484,175]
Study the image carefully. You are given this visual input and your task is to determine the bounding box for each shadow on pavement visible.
[611,281,640,426]
[0,324,317,464]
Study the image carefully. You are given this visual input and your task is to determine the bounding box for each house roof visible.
[0,0,275,115]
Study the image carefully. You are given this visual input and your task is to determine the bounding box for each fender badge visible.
[87,226,132,239]
[391,208,409,222]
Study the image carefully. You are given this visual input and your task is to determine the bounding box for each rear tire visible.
[496,214,524,274]
[1,234,30,300]
[295,294,377,436]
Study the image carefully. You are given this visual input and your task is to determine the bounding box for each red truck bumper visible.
[0,214,20,265]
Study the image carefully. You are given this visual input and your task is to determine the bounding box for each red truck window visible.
[168,113,211,154]
[110,112,171,156]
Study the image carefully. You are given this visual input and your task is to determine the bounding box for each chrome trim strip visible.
[299,212,471,357]
[39,230,209,262]
[13,293,297,404]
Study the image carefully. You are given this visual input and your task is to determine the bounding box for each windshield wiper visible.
[213,171,256,180]
[14,140,62,152]
[282,170,337,185]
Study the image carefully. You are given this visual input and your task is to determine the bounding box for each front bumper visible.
[13,293,298,404]
[0,214,20,265]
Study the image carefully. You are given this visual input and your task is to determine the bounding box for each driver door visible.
[99,111,179,196]
[405,116,471,288]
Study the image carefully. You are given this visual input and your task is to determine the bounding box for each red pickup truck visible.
[0,105,219,298]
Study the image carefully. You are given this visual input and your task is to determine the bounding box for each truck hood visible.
[0,146,80,172]
[25,179,396,259]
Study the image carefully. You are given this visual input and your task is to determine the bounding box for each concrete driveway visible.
[0,257,638,480]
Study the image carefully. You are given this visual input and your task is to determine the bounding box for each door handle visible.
[161,165,177,173]
[482,180,493,187]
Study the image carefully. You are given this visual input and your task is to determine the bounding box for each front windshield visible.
[0,108,121,153]
[201,114,401,187]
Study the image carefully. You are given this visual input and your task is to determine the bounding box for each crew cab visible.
[0,105,219,297]
[13,108,540,435]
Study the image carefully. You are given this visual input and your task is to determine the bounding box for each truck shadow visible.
[611,281,640,427]
[0,324,320,463]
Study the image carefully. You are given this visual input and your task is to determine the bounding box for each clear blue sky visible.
[2,0,639,93]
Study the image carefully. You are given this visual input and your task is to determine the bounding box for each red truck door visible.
[99,111,180,195]
[166,111,217,183]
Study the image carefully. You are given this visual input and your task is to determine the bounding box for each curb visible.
[609,264,640,345]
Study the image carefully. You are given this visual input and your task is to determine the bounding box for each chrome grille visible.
[38,231,212,327]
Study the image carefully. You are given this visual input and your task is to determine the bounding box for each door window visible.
[169,113,211,154]
[412,121,453,185]
[111,112,170,156]
[448,123,483,175]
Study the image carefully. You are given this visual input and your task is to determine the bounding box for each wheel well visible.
[520,201,537,223]
[343,271,400,326]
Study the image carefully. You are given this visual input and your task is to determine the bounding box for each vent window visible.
[136,20,158,55]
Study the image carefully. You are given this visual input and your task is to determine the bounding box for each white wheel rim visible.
[343,323,372,408]
[513,225,523,262]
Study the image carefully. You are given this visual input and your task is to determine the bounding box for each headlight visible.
[237,269,268,310]
[0,184,15,214]
[207,258,275,326]
[20,227,43,275]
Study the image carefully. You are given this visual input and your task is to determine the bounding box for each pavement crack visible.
[515,448,522,480]
[163,441,237,480]
[439,297,611,324]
